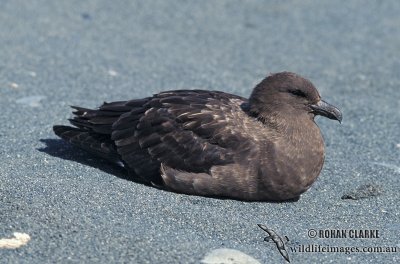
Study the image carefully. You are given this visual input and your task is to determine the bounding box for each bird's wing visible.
[111,90,255,178]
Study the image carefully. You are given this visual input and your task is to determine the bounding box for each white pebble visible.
[10,82,19,89]
[201,248,261,264]
[28,71,37,77]
[108,69,118,76]
[0,232,31,249]
[16,95,46,107]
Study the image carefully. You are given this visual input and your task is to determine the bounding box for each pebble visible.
[0,232,31,249]
[16,95,46,107]
[201,248,261,264]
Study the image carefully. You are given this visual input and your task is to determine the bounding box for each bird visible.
[53,72,342,201]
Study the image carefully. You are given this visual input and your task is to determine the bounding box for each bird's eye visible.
[289,89,307,98]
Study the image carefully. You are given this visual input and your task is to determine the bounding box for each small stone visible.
[81,13,91,20]
[16,95,46,107]
[341,184,383,200]
[0,232,31,249]
[10,82,19,89]
[358,74,366,81]
[28,71,37,77]
[108,69,118,76]
[201,248,261,264]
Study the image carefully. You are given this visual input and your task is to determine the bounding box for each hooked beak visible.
[310,100,342,123]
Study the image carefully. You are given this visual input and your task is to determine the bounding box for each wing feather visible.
[111,90,251,180]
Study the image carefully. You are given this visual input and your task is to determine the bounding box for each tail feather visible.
[69,104,124,134]
[71,105,123,117]
[53,125,121,163]
[53,100,148,164]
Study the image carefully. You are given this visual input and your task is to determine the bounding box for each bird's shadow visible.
[38,139,134,182]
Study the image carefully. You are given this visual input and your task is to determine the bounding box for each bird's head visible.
[249,72,342,123]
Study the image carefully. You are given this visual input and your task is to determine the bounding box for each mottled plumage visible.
[54,72,342,201]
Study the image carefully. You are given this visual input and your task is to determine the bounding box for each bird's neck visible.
[260,111,315,138]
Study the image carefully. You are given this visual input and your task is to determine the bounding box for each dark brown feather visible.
[53,72,342,201]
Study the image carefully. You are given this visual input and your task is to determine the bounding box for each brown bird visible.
[53,72,342,201]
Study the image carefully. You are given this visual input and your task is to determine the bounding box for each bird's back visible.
[54,90,261,185]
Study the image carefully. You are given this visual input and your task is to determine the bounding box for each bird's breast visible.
[257,121,325,200]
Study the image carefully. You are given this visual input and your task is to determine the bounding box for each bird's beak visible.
[310,100,342,123]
